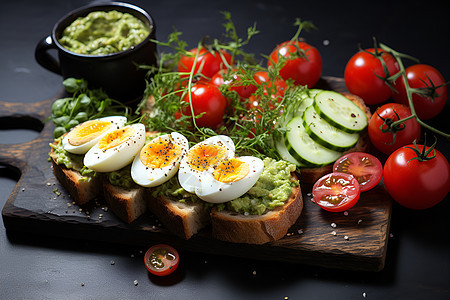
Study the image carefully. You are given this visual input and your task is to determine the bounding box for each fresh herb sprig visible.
[49,78,134,138]
[137,15,311,160]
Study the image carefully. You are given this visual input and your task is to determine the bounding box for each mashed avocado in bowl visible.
[59,10,151,55]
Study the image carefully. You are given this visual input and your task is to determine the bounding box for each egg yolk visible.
[67,120,113,146]
[140,137,182,168]
[98,126,135,151]
[213,158,249,183]
[186,144,229,172]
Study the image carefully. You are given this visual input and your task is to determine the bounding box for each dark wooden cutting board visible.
[0,77,392,272]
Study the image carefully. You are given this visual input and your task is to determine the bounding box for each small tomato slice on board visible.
[312,172,361,212]
[144,244,180,276]
[333,152,383,192]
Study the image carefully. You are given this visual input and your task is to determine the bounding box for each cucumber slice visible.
[294,89,322,117]
[314,91,368,133]
[302,106,359,151]
[285,116,342,167]
[295,97,313,118]
[275,136,306,167]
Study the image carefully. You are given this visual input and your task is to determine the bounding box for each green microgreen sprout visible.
[48,78,134,138]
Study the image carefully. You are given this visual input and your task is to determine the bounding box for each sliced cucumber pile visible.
[302,105,359,151]
[277,89,368,168]
[285,116,342,166]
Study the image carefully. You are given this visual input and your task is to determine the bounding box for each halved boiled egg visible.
[178,135,235,193]
[131,132,188,187]
[62,116,127,154]
[196,155,264,203]
[84,123,146,172]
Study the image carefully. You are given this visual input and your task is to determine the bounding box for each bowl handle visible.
[35,36,62,75]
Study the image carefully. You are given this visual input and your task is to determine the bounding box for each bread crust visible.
[210,174,303,244]
[102,179,148,223]
[299,93,372,184]
[146,191,211,239]
[50,156,102,206]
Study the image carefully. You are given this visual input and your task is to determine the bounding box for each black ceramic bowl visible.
[35,1,157,102]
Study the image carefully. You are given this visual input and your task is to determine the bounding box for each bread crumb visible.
[331,223,337,228]
[133,280,138,286]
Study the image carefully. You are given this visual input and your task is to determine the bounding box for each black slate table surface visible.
[1,0,449,299]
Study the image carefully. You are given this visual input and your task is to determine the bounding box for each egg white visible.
[62,116,127,154]
[195,156,264,203]
[131,132,188,187]
[83,123,146,172]
[178,135,235,193]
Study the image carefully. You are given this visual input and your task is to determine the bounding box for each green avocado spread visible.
[223,157,299,215]
[107,165,136,189]
[49,138,96,181]
[152,157,299,215]
[59,10,151,55]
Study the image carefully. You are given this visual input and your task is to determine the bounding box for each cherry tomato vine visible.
[378,42,449,140]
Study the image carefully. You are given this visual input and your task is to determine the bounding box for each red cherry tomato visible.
[344,48,400,105]
[384,144,450,209]
[332,152,383,192]
[144,244,180,276]
[178,47,232,79]
[253,71,270,84]
[392,64,447,120]
[268,41,322,88]
[312,172,361,212]
[211,69,257,99]
[368,103,421,154]
[245,79,286,112]
[182,82,227,128]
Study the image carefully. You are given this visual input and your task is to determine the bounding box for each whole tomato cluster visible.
[344,45,449,210]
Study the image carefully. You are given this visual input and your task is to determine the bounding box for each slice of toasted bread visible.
[210,173,303,244]
[299,92,372,184]
[102,179,148,223]
[146,191,211,240]
[50,155,102,206]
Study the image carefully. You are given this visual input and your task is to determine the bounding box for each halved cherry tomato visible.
[144,244,180,276]
[312,172,361,212]
[333,152,383,192]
